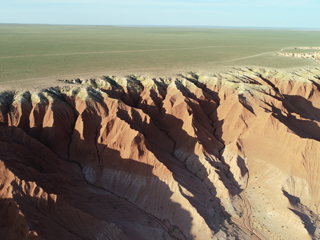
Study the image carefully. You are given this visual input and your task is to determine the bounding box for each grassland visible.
[0,24,320,88]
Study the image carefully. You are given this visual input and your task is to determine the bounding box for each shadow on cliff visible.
[0,197,36,240]
[179,76,246,191]
[283,94,320,122]
[176,79,244,192]
[282,190,317,236]
[263,97,320,142]
[290,209,316,236]
[0,125,192,240]
[117,93,237,234]
[0,78,251,238]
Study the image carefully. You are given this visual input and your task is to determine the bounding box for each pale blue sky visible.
[0,0,319,28]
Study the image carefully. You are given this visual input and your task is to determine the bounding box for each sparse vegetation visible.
[1,24,320,85]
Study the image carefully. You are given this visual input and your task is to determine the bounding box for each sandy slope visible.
[1,67,320,239]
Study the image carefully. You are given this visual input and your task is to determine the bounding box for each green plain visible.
[1,24,320,83]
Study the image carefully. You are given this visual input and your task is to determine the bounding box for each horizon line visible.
[1,23,320,31]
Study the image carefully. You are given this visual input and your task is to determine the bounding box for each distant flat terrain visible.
[0,24,319,89]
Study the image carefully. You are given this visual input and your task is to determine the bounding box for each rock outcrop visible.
[294,47,320,50]
[1,67,320,239]
[275,51,320,61]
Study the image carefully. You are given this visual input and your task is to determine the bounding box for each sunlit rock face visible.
[1,67,320,240]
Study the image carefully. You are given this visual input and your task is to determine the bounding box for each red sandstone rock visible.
[1,68,320,239]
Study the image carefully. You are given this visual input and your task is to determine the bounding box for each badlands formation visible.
[275,47,320,61]
[1,67,320,240]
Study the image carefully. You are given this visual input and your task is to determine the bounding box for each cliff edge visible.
[1,67,320,239]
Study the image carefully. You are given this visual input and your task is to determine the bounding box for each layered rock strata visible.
[1,67,320,239]
[275,51,320,61]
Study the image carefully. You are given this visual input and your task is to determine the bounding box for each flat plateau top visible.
[0,24,319,90]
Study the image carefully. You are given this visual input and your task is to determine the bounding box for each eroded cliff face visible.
[1,67,320,240]
[275,46,320,61]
